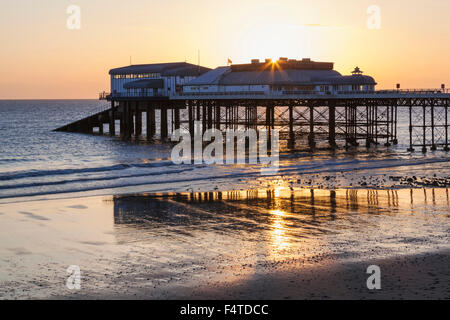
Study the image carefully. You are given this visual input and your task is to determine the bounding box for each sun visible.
[238,22,311,64]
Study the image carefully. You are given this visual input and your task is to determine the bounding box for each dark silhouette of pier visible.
[55,90,450,152]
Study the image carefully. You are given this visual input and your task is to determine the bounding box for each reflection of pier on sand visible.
[112,187,450,226]
[111,187,450,259]
[104,187,450,300]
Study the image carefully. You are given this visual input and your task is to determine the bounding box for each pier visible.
[55,91,450,153]
[55,60,450,152]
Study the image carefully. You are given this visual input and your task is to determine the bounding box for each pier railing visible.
[376,89,449,94]
[173,88,450,98]
[99,92,170,100]
[101,88,449,100]
[177,91,266,97]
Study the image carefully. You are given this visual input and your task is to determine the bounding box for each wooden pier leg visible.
[85,119,93,134]
[344,105,349,148]
[407,102,414,152]
[109,101,116,136]
[89,120,94,134]
[208,101,213,130]
[370,104,374,145]
[170,107,174,133]
[393,103,398,145]
[445,101,449,151]
[422,104,427,153]
[385,105,391,147]
[161,103,168,141]
[308,104,316,150]
[215,102,221,130]
[288,103,295,149]
[244,104,248,129]
[237,105,240,130]
[253,104,258,130]
[188,101,194,137]
[431,100,436,151]
[390,103,394,143]
[174,105,180,131]
[202,101,207,134]
[119,102,124,138]
[135,102,142,138]
[130,102,135,138]
[98,116,104,135]
[122,101,132,140]
[271,104,275,131]
[375,105,379,145]
[196,101,201,121]
[121,102,127,139]
[365,103,371,147]
[232,105,235,130]
[266,103,272,150]
[125,101,134,139]
[146,102,155,141]
[233,104,236,130]
[353,105,359,146]
[329,101,336,149]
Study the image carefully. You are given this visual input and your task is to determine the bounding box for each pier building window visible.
[271,86,282,91]
[295,85,314,91]
[112,73,161,79]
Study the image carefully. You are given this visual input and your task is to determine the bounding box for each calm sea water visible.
[1,100,450,203]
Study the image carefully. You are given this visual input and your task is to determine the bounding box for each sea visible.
[0,99,450,203]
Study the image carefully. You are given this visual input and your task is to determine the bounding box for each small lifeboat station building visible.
[109,62,211,99]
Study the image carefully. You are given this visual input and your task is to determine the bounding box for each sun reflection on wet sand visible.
[269,210,290,251]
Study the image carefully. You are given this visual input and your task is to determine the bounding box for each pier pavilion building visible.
[108,62,211,99]
[181,58,376,97]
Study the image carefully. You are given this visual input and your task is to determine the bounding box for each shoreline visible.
[1,172,449,206]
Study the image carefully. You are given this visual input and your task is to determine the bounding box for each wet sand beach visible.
[1,187,449,300]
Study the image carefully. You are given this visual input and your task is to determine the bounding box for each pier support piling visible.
[408,103,414,152]
[55,94,450,151]
[135,102,142,138]
[174,105,181,131]
[109,101,116,136]
[445,100,449,151]
[308,104,316,150]
[188,101,194,137]
[160,104,168,141]
[329,102,336,148]
[288,103,295,148]
[146,103,155,141]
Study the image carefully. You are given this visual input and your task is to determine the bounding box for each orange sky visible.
[0,0,449,99]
